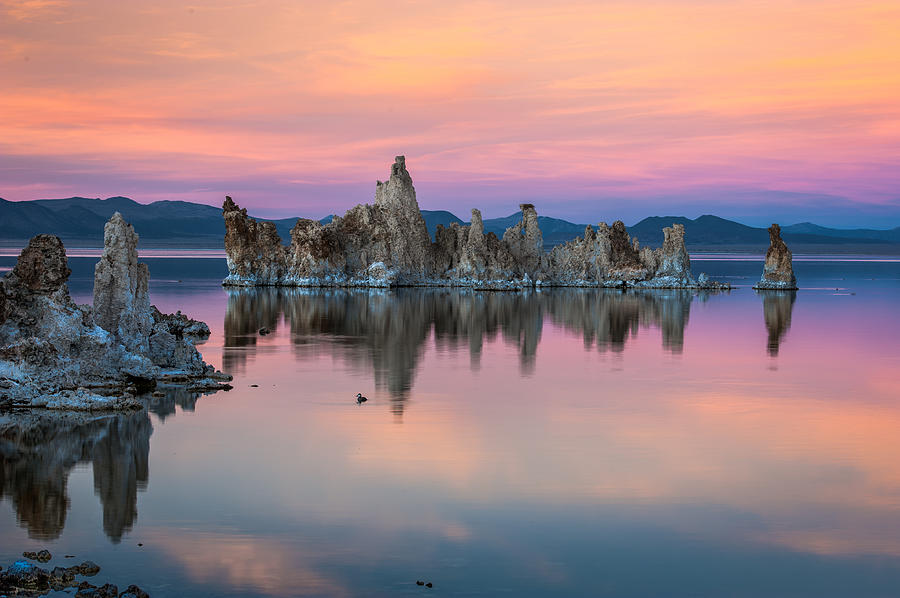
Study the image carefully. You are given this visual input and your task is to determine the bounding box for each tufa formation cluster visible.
[223,156,726,290]
[0,213,230,410]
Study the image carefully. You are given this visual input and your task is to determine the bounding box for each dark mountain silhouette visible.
[627,215,899,247]
[482,213,587,246]
[0,197,897,250]
[781,221,900,242]
[421,210,466,238]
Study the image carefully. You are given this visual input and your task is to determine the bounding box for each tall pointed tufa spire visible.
[754,224,798,290]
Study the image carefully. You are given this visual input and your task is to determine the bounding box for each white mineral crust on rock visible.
[0,214,231,410]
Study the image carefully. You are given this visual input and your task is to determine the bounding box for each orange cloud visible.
[1,0,898,221]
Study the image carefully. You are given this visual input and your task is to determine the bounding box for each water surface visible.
[1,256,899,597]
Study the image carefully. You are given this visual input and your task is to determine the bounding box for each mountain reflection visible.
[760,290,797,356]
[224,288,706,415]
[0,386,207,543]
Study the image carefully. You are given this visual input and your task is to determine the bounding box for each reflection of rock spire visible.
[761,290,796,356]
[92,412,151,543]
[0,411,152,542]
[223,290,283,375]
[0,452,69,540]
[544,289,693,354]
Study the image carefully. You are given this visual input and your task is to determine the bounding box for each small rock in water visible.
[50,565,75,586]
[78,560,101,576]
[75,581,97,597]
[120,584,151,598]
[22,548,52,562]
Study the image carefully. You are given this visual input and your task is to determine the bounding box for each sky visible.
[1,0,899,227]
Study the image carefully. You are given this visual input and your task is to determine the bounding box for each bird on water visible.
[356,393,368,404]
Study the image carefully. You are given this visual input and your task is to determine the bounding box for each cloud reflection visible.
[144,529,349,597]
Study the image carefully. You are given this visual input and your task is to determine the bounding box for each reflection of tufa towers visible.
[0,411,151,542]
[224,288,701,417]
[761,290,796,356]
[91,413,151,542]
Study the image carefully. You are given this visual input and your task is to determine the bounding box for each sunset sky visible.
[1,0,899,226]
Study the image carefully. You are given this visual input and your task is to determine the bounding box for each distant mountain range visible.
[420,211,900,250]
[1,196,899,251]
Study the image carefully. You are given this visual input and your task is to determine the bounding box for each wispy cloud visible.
[1,0,899,225]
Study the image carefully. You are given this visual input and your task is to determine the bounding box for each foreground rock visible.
[0,214,231,411]
[0,556,149,597]
[753,223,798,290]
[223,156,727,290]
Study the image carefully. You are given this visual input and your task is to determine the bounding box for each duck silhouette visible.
[356,393,368,404]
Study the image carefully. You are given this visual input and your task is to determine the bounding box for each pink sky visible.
[1,0,899,226]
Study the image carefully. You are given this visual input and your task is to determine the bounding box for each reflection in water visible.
[761,290,797,356]
[0,386,206,543]
[224,288,705,416]
[546,289,695,353]
[148,386,206,422]
[0,412,149,542]
[91,414,150,542]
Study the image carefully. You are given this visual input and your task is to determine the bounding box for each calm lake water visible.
[1,255,899,597]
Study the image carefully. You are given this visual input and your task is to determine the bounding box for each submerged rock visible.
[51,565,76,586]
[78,560,101,576]
[222,156,728,290]
[120,585,151,598]
[22,549,52,563]
[754,223,798,290]
[0,214,231,411]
